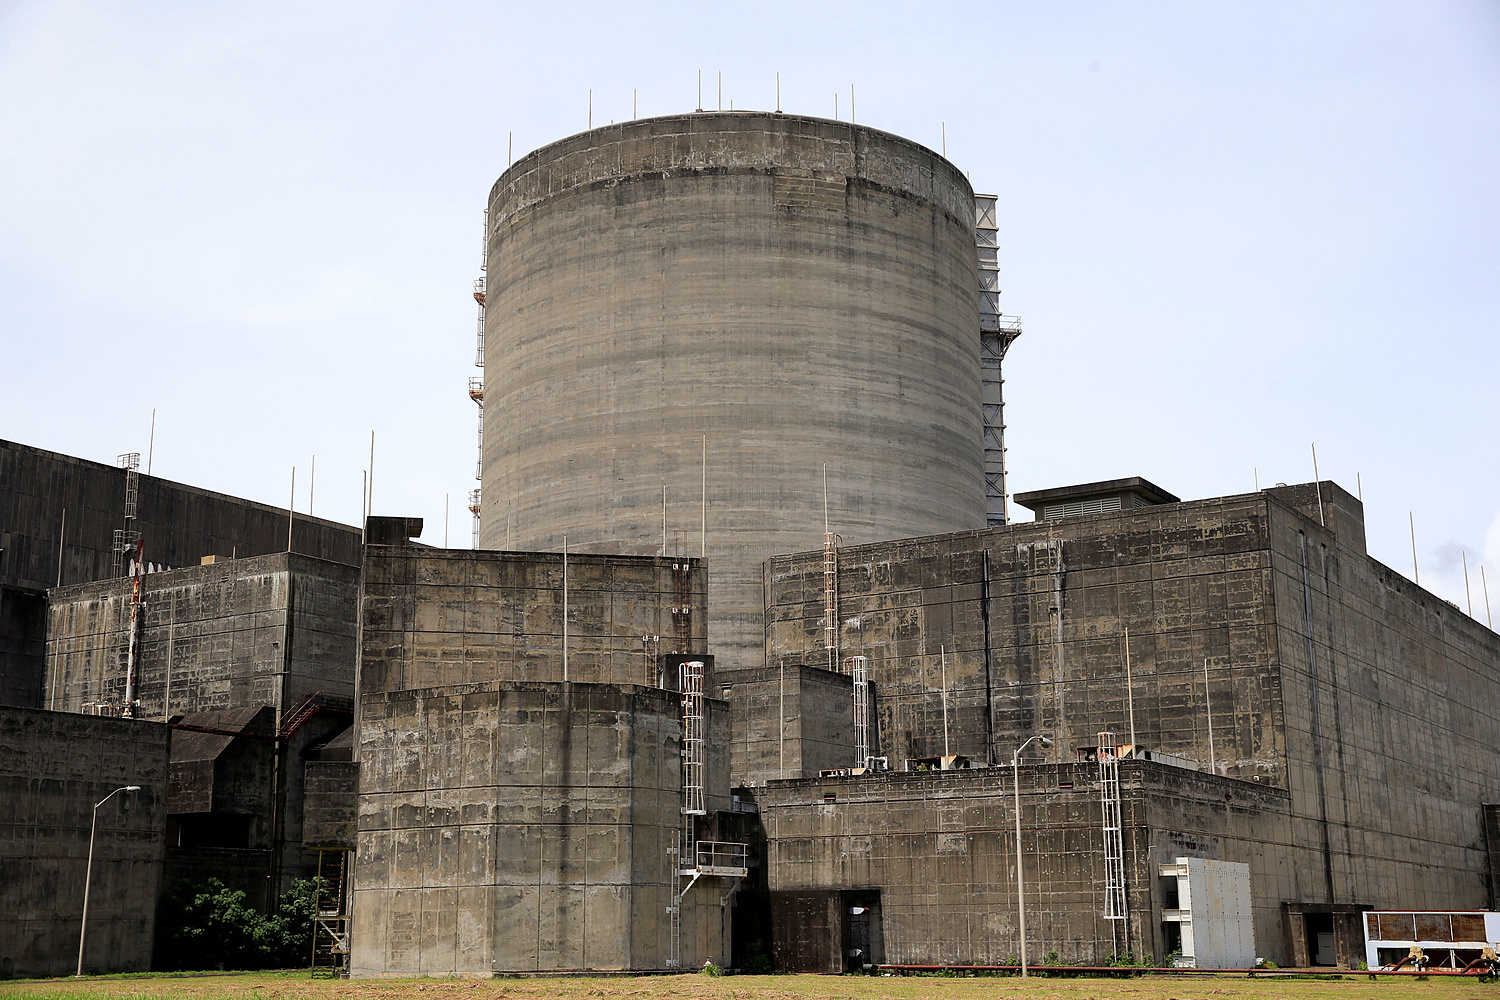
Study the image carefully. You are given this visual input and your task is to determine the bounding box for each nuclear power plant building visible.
[3,110,1500,979]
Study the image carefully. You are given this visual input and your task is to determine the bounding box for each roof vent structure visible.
[1014,477,1179,521]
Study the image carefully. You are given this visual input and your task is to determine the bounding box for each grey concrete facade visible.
[0,707,168,978]
[755,760,1295,968]
[44,551,358,719]
[719,664,855,786]
[353,543,732,975]
[758,479,1500,967]
[1,438,360,709]
[44,552,358,902]
[1,439,361,594]
[480,113,986,672]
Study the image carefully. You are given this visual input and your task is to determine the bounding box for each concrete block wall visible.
[360,548,707,694]
[0,707,168,977]
[1,438,359,710]
[0,439,360,594]
[1264,497,1500,916]
[0,586,45,708]
[43,552,358,719]
[720,664,854,785]
[352,682,728,974]
[762,480,1500,962]
[353,545,730,974]
[765,493,1285,779]
[755,760,1297,966]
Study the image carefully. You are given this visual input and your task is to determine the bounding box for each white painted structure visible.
[1362,911,1500,970]
[1159,858,1255,969]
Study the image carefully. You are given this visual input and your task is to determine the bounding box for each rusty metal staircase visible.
[310,849,352,977]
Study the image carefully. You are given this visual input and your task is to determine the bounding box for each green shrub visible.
[155,877,320,971]
[702,960,724,976]
[740,954,773,975]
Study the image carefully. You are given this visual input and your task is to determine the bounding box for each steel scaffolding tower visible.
[975,195,1022,527]
[1098,731,1129,953]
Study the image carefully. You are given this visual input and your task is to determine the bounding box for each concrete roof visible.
[170,705,274,762]
[1013,476,1180,512]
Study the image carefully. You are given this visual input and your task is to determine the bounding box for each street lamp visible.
[1011,736,1052,977]
[76,785,141,977]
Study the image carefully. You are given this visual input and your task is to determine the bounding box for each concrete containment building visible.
[480,113,990,670]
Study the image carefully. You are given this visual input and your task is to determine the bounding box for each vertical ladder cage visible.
[309,849,352,977]
[848,655,869,768]
[1098,731,1129,952]
[667,657,748,970]
[823,532,840,669]
[112,452,141,578]
[680,658,706,818]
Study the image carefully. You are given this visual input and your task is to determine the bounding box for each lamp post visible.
[76,785,141,977]
[1012,735,1052,977]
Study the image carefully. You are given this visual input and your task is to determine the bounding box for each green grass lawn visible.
[2,971,1494,1000]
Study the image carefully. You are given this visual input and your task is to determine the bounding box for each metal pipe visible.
[1311,443,1324,526]
[1409,512,1419,584]
[1483,565,1492,629]
[77,786,140,976]
[287,467,295,552]
[1124,626,1137,750]
[1203,658,1215,775]
[1011,734,1052,977]
[56,507,66,587]
[940,645,950,758]
[1463,550,1473,616]
[562,536,569,682]
[123,540,144,718]
[701,435,707,558]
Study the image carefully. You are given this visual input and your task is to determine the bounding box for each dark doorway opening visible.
[1306,912,1336,966]
[841,890,882,972]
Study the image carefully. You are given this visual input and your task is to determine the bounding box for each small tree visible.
[155,878,320,971]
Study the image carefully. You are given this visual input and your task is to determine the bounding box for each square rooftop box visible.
[1014,477,1179,521]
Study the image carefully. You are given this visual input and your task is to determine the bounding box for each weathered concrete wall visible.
[304,760,359,850]
[755,760,1296,966]
[0,438,359,710]
[354,546,730,974]
[360,547,707,693]
[0,707,168,977]
[45,553,356,900]
[720,664,854,785]
[767,489,1287,778]
[763,479,1500,957]
[1263,496,1500,917]
[481,113,985,673]
[0,439,360,594]
[353,682,729,974]
[44,552,357,719]
[0,586,45,708]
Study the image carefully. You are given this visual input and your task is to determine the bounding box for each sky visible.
[1,2,1497,619]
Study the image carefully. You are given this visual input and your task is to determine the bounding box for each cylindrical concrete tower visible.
[481,112,983,670]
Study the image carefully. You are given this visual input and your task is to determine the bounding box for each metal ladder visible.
[1098,732,1130,952]
[310,849,352,977]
